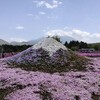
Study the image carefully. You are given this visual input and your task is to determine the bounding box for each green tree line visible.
[0,45,32,53]
[65,41,100,51]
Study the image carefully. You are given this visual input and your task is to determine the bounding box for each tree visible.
[93,45,100,51]
[68,40,79,48]
[79,41,88,49]
[64,40,88,51]
[64,41,68,47]
[48,35,61,43]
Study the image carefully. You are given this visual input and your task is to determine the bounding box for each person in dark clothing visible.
[2,53,5,58]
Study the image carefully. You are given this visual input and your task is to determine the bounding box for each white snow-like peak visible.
[32,37,67,55]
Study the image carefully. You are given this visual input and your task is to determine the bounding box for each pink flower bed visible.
[0,58,100,100]
[77,52,100,57]
[0,52,17,58]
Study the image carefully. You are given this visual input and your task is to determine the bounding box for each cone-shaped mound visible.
[32,37,67,55]
[6,38,88,73]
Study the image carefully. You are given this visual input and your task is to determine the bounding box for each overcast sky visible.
[0,0,100,43]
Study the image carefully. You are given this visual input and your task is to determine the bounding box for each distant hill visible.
[0,39,9,45]
[88,43,100,51]
[28,36,75,45]
[88,42,100,47]
[0,36,75,46]
[10,41,29,45]
[60,36,75,43]
[27,37,44,45]
[89,43,100,45]
[10,39,42,46]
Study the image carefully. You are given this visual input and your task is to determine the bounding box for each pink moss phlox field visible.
[78,52,100,57]
[0,58,100,100]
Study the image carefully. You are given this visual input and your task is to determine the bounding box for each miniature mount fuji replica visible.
[6,37,87,73]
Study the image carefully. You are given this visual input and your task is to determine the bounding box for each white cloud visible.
[46,30,69,36]
[34,0,62,9]
[27,14,34,17]
[16,26,24,30]
[39,11,46,15]
[10,38,27,42]
[64,26,70,30]
[45,29,100,43]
